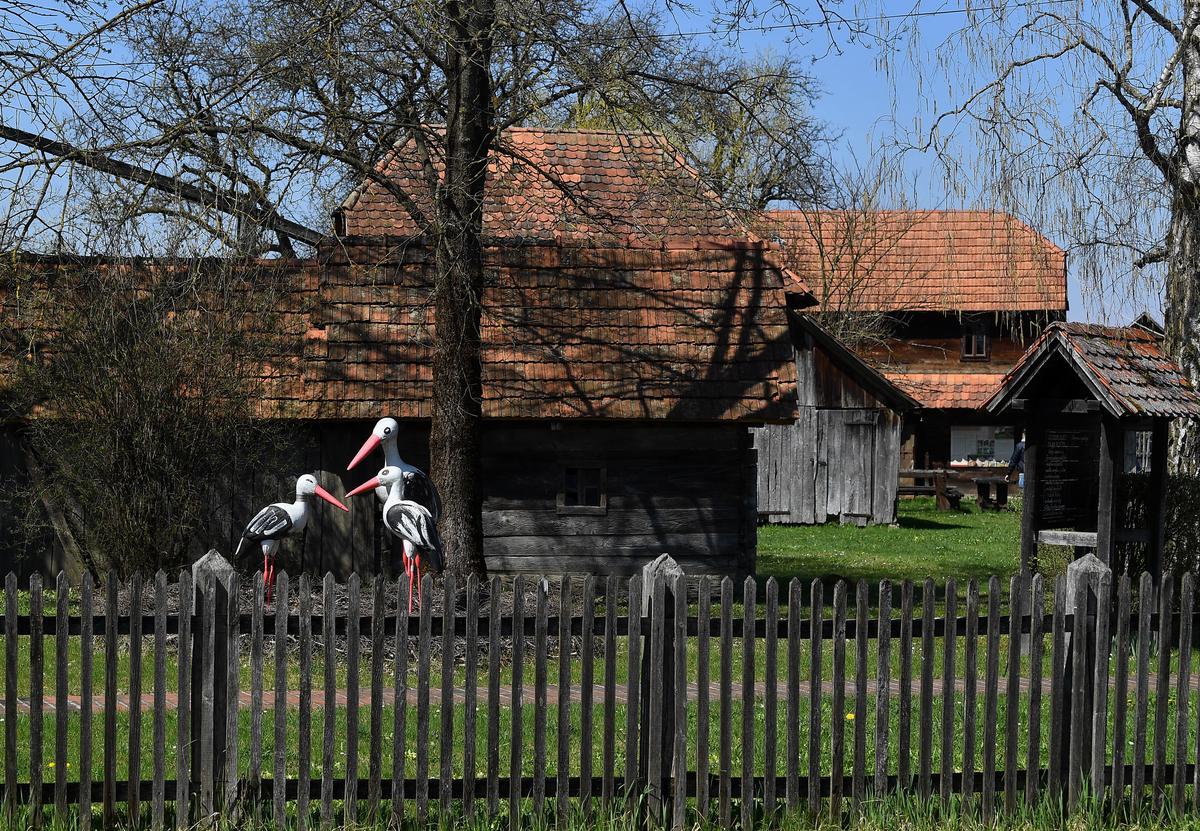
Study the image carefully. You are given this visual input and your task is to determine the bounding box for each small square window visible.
[559,466,607,514]
[962,331,990,361]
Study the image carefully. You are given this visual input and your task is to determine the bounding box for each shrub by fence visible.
[0,552,1194,829]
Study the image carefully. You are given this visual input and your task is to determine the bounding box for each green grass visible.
[756,497,1036,583]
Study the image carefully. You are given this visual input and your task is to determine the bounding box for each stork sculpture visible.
[348,465,444,611]
[235,473,350,603]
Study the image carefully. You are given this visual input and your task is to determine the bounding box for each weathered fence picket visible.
[3,562,1200,827]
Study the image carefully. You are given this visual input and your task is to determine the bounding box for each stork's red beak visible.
[348,433,382,470]
[346,476,381,499]
[314,484,350,512]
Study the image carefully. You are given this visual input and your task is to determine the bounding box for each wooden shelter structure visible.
[987,322,1200,574]
[753,313,919,526]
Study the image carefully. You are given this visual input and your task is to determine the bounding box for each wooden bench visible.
[898,468,962,510]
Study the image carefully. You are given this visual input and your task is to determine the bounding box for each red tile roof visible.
[2,241,800,423]
[339,127,761,248]
[884,371,1007,410]
[988,322,1200,418]
[762,210,1067,313]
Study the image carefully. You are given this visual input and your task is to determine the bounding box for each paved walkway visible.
[6,674,1188,714]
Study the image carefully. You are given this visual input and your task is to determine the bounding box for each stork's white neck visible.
[381,437,418,474]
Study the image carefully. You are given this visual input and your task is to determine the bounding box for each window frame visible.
[557,464,608,516]
[961,323,991,362]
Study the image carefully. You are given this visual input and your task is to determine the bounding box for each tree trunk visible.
[429,0,494,577]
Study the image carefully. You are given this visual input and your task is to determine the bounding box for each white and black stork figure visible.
[347,466,444,611]
[347,418,442,519]
[235,474,350,603]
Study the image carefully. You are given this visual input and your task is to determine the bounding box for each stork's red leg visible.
[407,556,415,615]
[415,553,422,608]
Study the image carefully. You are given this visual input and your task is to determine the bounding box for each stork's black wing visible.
[241,505,292,541]
[385,501,444,573]
[401,471,442,522]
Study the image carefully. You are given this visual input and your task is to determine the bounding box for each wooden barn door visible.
[817,409,878,526]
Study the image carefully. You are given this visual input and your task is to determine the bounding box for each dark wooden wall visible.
[1,420,757,579]
[754,332,902,526]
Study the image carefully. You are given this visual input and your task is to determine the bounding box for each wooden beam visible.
[1095,416,1122,567]
[1011,399,1101,414]
[1036,530,1098,548]
[1021,421,1042,575]
[0,124,323,251]
[1148,420,1169,579]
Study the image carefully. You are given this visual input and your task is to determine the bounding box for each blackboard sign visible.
[1038,425,1101,528]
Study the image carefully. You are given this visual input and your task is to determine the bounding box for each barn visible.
[1,128,811,578]
[753,312,918,526]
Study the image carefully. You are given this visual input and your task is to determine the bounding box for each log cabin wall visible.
[754,328,905,526]
[1,419,758,579]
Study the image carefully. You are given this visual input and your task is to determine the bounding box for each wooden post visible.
[191,550,237,808]
[1021,421,1042,575]
[640,555,681,824]
[1063,553,1110,807]
[1148,420,1169,579]
[1095,416,1122,567]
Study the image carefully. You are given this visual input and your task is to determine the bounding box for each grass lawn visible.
[755,497,1054,584]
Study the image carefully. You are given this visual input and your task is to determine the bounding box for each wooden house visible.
[753,312,918,525]
[764,210,1068,473]
[0,129,809,578]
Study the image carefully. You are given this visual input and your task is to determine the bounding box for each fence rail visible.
[0,556,1194,828]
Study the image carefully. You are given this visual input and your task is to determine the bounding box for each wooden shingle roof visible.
[987,322,1200,419]
[763,210,1067,313]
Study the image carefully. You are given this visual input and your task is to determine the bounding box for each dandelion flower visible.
[846,713,855,720]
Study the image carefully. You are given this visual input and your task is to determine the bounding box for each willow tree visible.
[884,1,1200,473]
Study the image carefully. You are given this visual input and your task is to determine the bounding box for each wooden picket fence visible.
[0,561,1198,829]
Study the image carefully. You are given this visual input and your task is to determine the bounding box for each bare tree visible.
[879,1,1200,473]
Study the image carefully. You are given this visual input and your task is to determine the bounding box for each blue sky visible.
[692,2,1157,324]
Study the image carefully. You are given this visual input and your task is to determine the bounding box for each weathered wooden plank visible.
[368,577,386,821]
[741,577,757,830]
[1047,573,1067,800]
[897,581,913,792]
[602,575,618,809]
[321,573,336,829]
[509,575,526,831]
[80,573,94,831]
[3,573,15,819]
[198,572,216,817]
[533,578,549,817]
[174,571,191,829]
[786,578,801,810]
[487,576,501,817]
[1093,574,1113,806]
[249,572,265,808]
[719,576,733,827]
[579,576,596,814]
[672,574,687,830]
[54,573,68,818]
[344,573,361,825]
[416,574,433,827]
[297,574,313,831]
[438,575,454,821]
[1153,573,1174,811]
[874,581,892,799]
[224,572,241,812]
[830,581,847,820]
[103,573,118,826]
[764,578,779,819]
[464,575,480,821]
[918,578,934,801]
[1005,574,1023,814]
[127,572,143,825]
[392,575,411,826]
[273,573,290,829]
[962,580,979,806]
[853,580,868,808]
[695,576,712,821]
[483,507,743,537]
[27,574,42,829]
[1131,571,1153,809]
[1068,569,1088,811]
[152,572,167,831]
[940,578,957,805]
[807,579,823,815]
[1173,574,1193,813]
[1112,572,1130,807]
[557,576,572,825]
[1026,574,1044,807]
[982,577,1001,820]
